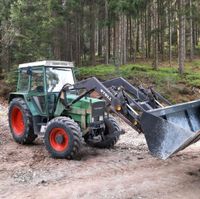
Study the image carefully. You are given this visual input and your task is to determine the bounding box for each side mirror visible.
[73,68,80,78]
[27,67,32,75]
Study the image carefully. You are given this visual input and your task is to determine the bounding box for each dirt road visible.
[1,102,200,199]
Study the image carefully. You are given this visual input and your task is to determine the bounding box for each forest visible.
[0,0,199,75]
[1,1,200,198]
[0,0,200,100]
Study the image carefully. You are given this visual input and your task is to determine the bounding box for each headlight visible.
[115,105,121,111]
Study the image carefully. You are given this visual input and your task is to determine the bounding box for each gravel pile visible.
[0,100,8,145]
[114,116,147,152]
[0,98,8,116]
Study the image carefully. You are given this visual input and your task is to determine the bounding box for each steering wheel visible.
[35,86,44,92]
[62,83,73,91]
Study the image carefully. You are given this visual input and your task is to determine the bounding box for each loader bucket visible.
[140,99,200,160]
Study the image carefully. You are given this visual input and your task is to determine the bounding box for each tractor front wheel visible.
[45,117,82,159]
[85,117,121,148]
[8,98,37,144]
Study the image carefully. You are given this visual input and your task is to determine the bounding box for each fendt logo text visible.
[100,89,112,102]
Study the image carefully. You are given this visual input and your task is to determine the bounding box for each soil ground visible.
[1,100,200,199]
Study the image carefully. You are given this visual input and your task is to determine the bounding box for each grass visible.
[2,59,200,102]
[79,60,200,87]
[78,60,200,103]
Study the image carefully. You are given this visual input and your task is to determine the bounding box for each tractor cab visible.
[14,61,75,116]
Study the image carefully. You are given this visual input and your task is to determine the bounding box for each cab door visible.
[29,67,48,116]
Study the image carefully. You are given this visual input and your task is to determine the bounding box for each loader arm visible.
[61,77,121,108]
[59,76,200,160]
[103,77,171,109]
[59,77,141,129]
[103,77,147,101]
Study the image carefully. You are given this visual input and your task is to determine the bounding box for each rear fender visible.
[9,92,45,134]
[9,92,41,117]
[9,93,25,103]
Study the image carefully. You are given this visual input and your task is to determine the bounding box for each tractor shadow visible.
[77,145,101,161]
[13,138,104,162]
[31,139,101,161]
[186,169,200,178]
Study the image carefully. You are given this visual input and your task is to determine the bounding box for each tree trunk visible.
[178,0,185,74]
[90,0,96,66]
[141,12,146,60]
[152,0,159,69]
[160,0,165,61]
[123,15,127,65]
[113,21,116,59]
[98,26,102,57]
[136,18,140,53]
[168,0,172,66]
[105,0,109,65]
[189,0,194,61]
[147,5,151,59]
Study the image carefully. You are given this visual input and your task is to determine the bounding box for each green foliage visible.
[79,62,200,89]
[10,0,54,62]
[79,65,116,80]
[5,69,18,86]
[0,68,18,98]
[185,73,200,87]
[108,0,148,17]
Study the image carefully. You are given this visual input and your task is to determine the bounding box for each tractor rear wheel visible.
[8,98,37,144]
[45,117,82,159]
[85,117,121,148]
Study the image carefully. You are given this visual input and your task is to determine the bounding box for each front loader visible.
[8,60,200,160]
[102,77,200,159]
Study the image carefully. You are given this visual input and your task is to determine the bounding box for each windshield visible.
[46,68,75,92]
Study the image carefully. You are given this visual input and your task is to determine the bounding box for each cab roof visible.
[18,60,74,69]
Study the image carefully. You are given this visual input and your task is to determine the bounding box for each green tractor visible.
[10,60,200,160]
[8,61,121,159]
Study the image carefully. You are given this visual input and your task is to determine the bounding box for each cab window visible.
[31,68,44,93]
[30,68,46,113]
[18,69,29,92]
[46,68,74,92]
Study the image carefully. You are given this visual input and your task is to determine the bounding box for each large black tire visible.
[8,98,37,144]
[45,117,82,159]
[86,117,121,148]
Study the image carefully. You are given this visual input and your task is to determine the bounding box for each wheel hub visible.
[55,134,64,144]
[49,128,69,152]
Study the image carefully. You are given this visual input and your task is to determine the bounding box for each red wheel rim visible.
[49,128,69,152]
[11,106,25,136]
